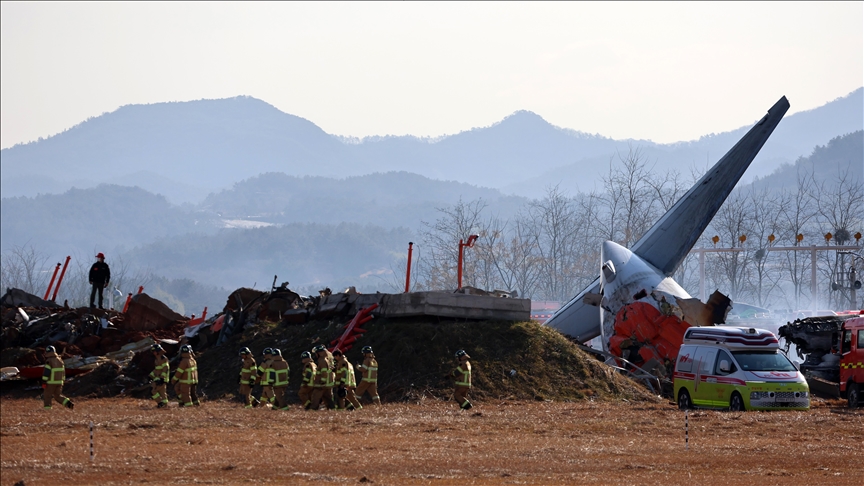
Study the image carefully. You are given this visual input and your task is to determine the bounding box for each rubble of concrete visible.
[209,286,531,345]
[0,288,193,391]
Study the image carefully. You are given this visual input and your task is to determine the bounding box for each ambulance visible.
[673,326,810,411]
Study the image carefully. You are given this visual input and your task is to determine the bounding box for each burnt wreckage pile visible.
[1,288,191,395]
[0,283,388,397]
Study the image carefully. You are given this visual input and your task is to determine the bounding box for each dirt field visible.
[1,397,860,485]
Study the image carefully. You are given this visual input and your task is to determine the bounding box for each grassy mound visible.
[196,317,656,404]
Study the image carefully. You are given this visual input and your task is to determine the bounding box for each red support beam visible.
[405,242,414,293]
[51,256,71,302]
[44,263,61,300]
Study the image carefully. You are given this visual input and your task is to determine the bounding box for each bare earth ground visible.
[1,397,860,485]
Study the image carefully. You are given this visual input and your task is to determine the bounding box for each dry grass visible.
[1,397,860,485]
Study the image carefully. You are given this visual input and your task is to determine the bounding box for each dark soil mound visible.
[196,317,655,404]
[63,362,138,398]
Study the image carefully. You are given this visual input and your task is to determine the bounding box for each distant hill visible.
[0,184,217,258]
[749,130,863,191]
[199,171,527,228]
[506,89,864,197]
[2,89,860,203]
[126,222,415,291]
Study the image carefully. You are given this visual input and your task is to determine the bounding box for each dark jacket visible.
[89,261,111,286]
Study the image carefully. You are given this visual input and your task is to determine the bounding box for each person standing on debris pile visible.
[310,345,336,410]
[333,349,361,410]
[41,345,74,410]
[269,349,290,410]
[171,345,197,407]
[450,349,473,410]
[238,348,259,408]
[256,348,275,408]
[355,346,381,406]
[88,253,111,309]
[298,351,316,410]
[149,344,170,408]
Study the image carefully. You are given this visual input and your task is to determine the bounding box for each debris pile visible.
[0,288,191,395]
[3,284,656,405]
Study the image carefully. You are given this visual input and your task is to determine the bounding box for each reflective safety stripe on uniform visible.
[455,365,471,387]
[43,366,65,385]
[274,368,289,386]
[362,367,378,382]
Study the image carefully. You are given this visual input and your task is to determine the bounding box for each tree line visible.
[403,148,862,311]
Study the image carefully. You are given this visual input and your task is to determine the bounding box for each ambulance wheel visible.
[848,383,860,409]
[677,388,692,410]
[729,392,745,412]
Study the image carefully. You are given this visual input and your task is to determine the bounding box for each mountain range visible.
[2,88,861,203]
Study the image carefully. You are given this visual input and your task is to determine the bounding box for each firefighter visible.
[310,344,335,410]
[269,348,290,410]
[188,346,201,406]
[451,349,472,410]
[41,345,74,410]
[256,348,275,408]
[238,347,260,408]
[149,344,170,408]
[171,345,196,407]
[298,351,317,410]
[355,345,381,406]
[333,349,361,410]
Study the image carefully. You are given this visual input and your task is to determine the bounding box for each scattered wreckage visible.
[1,287,192,396]
[778,313,864,407]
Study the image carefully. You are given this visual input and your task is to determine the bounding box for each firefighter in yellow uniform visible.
[269,348,290,410]
[355,346,381,406]
[149,344,170,408]
[238,347,260,408]
[257,348,275,408]
[333,349,362,410]
[41,345,74,410]
[299,351,317,410]
[451,349,472,410]
[310,344,335,410]
[189,347,200,406]
[171,345,196,407]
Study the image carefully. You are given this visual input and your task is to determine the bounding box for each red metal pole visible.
[51,256,71,302]
[457,239,464,290]
[404,242,414,293]
[44,263,61,300]
[137,286,144,295]
[123,293,133,313]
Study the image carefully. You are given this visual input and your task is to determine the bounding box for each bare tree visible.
[776,169,817,309]
[0,244,53,296]
[744,186,785,307]
[811,164,864,308]
[417,198,488,290]
[706,191,754,302]
[526,186,583,302]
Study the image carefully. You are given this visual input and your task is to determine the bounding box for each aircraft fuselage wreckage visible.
[545,96,790,366]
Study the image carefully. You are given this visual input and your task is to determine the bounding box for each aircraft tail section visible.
[544,96,789,341]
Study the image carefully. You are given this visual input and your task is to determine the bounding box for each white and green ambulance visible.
[673,326,810,411]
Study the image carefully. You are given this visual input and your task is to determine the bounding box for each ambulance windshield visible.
[732,351,797,372]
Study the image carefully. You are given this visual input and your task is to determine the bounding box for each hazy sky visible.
[1,2,862,149]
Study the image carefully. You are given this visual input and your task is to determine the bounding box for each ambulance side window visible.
[714,350,736,375]
[857,330,863,350]
[841,330,852,354]
[677,349,694,372]
[698,349,717,375]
